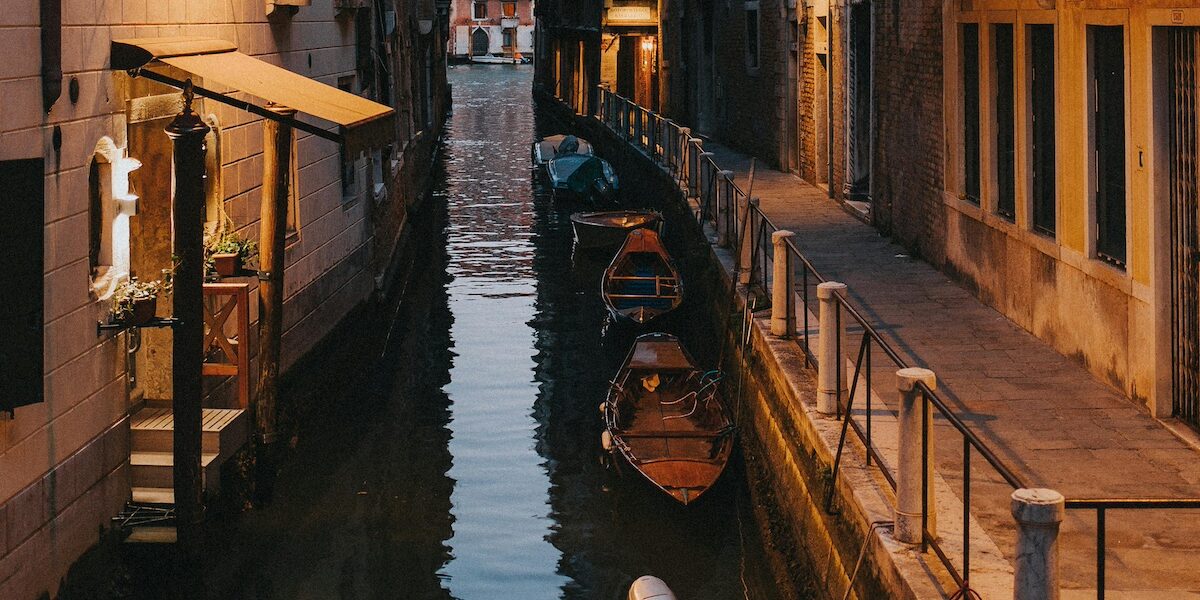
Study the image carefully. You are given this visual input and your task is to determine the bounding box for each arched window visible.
[88,136,140,299]
[203,114,226,240]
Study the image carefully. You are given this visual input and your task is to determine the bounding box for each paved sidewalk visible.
[704,142,1200,595]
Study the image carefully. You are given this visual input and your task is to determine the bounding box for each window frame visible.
[1087,24,1129,269]
[744,1,761,71]
[472,0,487,20]
[961,22,982,205]
[992,22,1017,222]
[1026,23,1056,238]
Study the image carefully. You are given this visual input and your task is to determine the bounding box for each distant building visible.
[450,0,535,61]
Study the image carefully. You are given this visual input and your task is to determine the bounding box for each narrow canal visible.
[68,64,799,600]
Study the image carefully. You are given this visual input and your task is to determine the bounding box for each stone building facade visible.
[0,1,449,598]
[449,0,534,60]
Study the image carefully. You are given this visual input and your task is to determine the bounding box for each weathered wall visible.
[931,1,1195,414]
[872,0,946,264]
[0,1,447,597]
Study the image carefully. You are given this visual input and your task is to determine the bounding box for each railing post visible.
[816,282,848,415]
[1011,488,1065,600]
[718,169,734,247]
[772,231,795,336]
[689,139,705,197]
[738,197,757,285]
[895,368,937,545]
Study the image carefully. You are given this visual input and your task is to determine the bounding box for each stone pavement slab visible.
[702,142,1200,594]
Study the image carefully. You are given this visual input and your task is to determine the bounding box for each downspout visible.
[827,2,835,199]
[41,0,62,113]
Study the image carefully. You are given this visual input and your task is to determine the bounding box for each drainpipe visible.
[826,4,835,199]
[165,82,210,594]
[40,0,62,112]
[255,105,296,503]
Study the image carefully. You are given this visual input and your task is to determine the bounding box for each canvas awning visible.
[111,37,394,155]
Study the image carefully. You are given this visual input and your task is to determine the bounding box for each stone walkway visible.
[702,142,1200,595]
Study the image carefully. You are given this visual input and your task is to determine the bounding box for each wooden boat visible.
[532,134,593,169]
[570,210,662,250]
[602,229,681,324]
[602,333,733,505]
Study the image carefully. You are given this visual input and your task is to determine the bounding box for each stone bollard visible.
[771,230,795,336]
[894,367,937,545]
[816,282,848,415]
[1011,488,1064,600]
[716,169,733,247]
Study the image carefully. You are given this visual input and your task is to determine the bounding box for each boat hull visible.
[602,229,682,324]
[570,211,662,250]
[603,333,734,505]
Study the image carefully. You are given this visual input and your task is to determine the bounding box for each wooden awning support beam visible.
[132,67,341,145]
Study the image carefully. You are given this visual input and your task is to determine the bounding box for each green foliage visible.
[110,274,170,322]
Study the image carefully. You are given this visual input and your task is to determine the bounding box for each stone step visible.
[130,452,218,489]
[130,407,249,462]
[124,526,177,544]
[130,486,175,505]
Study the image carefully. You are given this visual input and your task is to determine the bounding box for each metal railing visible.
[588,84,1200,600]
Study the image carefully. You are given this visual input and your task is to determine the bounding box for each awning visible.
[111,37,394,155]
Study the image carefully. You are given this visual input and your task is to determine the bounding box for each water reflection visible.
[439,64,567,599]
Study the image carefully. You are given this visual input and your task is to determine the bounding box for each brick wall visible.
[871,0,946,264]
[710,0,783,168]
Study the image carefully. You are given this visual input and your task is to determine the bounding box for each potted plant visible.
[206,232,258,278]
[110,276,169,327]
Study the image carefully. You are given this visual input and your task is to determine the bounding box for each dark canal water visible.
[67,64,793,600]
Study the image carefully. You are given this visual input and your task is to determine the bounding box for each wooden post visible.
[165,80,209,592]
[254,104,294,502]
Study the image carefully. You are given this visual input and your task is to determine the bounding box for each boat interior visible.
[607,253,680,312]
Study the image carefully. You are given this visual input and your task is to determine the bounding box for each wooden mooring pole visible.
[254,104,295,502]
[165,81,209,596]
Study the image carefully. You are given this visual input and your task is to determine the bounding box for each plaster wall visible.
[936,1,1198,414]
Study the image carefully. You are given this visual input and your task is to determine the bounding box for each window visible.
[203,115,225,237]
[0,158,44,416]
[961,23,981,204]
[473,1,487,20]
[993,24,1016,220]
[745,2,760,70]
[1028,24,1056,236]
[502,1,516,18]
[1090,26,1126,267]
[88,136,137,299]
[503,28,515,50]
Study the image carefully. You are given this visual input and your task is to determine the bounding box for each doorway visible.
[472,28,490,56]
[845,0,872,198]
[1166,27,1200,430]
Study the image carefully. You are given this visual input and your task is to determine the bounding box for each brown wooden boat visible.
[602,333,733,505]
[570,210,662,250]
[602,229,682,324]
